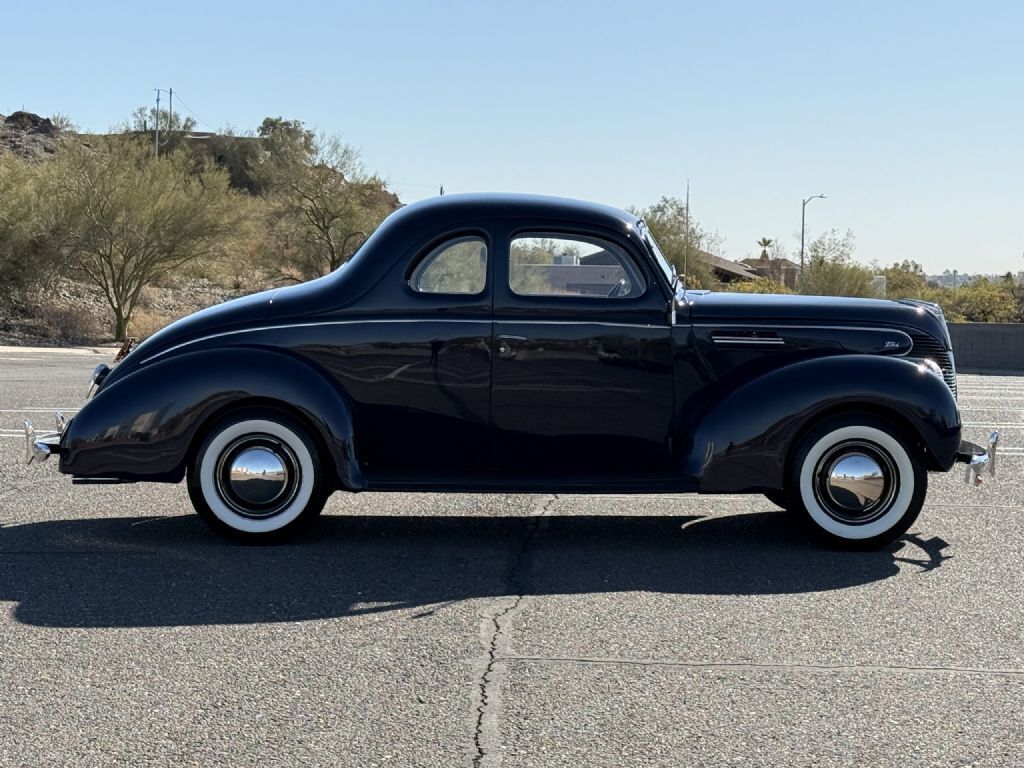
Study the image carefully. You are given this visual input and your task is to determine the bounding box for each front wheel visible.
[788,415,927,549]
[187,410,327,542]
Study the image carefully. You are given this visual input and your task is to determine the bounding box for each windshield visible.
[638,221,678,291]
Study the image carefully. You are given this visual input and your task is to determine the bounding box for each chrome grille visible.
[909,332,957,397]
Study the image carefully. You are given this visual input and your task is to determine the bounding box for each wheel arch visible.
[683,355,961,493]
[61,346,366,490]
[783,402,937,481]
[184,397,342,490]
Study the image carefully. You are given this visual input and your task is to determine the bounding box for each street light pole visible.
[800,194,827,272]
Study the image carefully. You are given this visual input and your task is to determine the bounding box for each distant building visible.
[708,253,758,283]
[741,255,801,289]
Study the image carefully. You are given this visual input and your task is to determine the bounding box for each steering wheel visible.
[607,278,628,298]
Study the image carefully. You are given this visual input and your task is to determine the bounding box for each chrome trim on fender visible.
[698,324,916,357]
[712,336,785,346]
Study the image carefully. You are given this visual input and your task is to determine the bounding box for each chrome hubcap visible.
[825,453,885,511]
[215,436,300,519]
[229,447,289,506]
[813,440,897,525]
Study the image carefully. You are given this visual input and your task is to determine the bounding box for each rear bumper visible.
[956,432,998,486]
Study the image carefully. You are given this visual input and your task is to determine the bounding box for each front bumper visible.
[23,412,67,464]
[957,431,999,486]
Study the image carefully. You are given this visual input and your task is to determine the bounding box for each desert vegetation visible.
[1,109,1020,345]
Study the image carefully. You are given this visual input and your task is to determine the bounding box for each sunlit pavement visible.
[1,347,1021,767]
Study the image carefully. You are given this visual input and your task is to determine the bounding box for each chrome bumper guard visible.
[24,412,67,464]
[958,431,999,486]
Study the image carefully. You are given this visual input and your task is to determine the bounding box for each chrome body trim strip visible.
[712,337,785,346]
[142,318,668,364]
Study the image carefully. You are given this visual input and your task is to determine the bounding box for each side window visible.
[509,234,642,298]
[410,236,488,295]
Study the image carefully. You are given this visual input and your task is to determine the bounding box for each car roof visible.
[389,193,641,231]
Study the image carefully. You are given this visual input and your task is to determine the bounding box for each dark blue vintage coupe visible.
[24,194,997,547]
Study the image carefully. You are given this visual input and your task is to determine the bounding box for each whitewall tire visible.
[788,415,927,549]
[187,411,327,541]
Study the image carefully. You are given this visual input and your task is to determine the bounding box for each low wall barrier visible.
[948,323,1024,373]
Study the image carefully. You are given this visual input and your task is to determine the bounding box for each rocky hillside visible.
[0,276,249,346]
[0,111,61,160]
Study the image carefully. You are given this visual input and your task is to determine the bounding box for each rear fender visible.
[61,347,364,489]
[682,355,961,493]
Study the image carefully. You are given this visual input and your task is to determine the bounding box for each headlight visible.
[88,363,111,397]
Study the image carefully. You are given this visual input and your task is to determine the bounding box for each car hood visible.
[684,292,951,346]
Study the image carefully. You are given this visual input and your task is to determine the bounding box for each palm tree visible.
[757,237,774,260]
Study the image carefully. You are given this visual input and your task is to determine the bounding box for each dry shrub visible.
[135,285,158,310]
[41,307,104,343]
[129,308,180,340]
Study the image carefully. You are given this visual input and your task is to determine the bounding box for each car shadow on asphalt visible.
[0,511,949,628]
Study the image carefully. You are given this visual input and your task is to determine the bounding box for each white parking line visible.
[0,409,80,413]
[962,423,1024,428]
[959,407,1024,412]
[954,399,1019,405]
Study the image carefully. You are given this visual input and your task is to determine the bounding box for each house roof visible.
[709,254,758,280]
[741,256,801,270]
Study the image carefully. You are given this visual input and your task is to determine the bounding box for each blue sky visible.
[4,0,1022,273]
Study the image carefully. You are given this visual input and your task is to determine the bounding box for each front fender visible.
[60,347,364,489]
[683,355,961,493]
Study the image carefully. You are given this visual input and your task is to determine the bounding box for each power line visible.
[168,90,216,131]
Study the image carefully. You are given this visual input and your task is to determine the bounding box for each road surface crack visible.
[471,493,556,768]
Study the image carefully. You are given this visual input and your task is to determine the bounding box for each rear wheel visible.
[788,414,927,549]
[187,410,327,542]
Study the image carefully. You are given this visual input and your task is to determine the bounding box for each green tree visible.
[882,260,929,299]
[127,105,196,155]
[202,128,267,194]
[756,237,774,258]
[0,153,66,299]
[949,277,1017,322]
[46,138,236,339]
[729,276,793,294]
[798,229,874,297]
[257,117,317,169]
[262,132,398,280]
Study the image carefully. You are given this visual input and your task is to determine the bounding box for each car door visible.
[339,230,494,477]
[490,223,675,476]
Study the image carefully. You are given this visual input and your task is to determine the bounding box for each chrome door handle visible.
[496,335,526,357]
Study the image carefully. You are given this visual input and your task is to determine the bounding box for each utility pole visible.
[800,193,827,272]
[683,179,690,288]
[154,89,160,158]
[153,87,174,158]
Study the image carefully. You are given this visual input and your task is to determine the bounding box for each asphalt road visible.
[1,346,1022,767]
